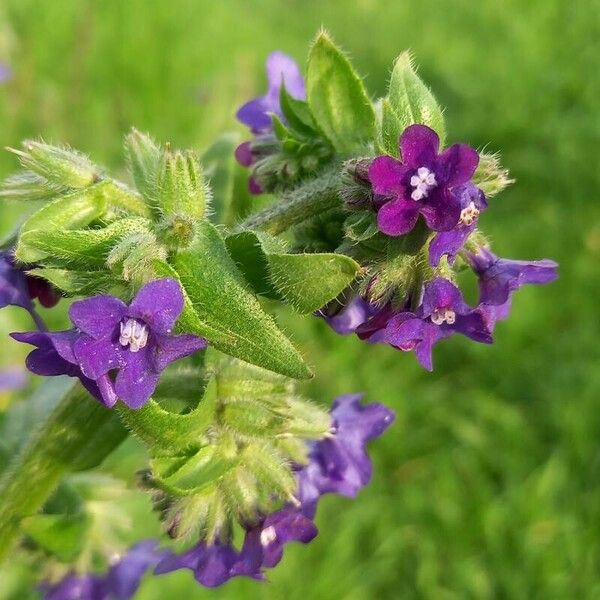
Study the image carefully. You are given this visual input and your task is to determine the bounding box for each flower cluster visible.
[154,394,395,587]
[40,540,166,600]
[1,249,59,327]
[13,279,207,409]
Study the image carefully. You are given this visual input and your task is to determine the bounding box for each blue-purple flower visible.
[69,279,207,409]
[429,182,487,266]
[0,250,59,315]
[0,368,27,392]
[369,125,480,236]
[236,51,305,134]
[358,278,492,370]
[40,540,165,600]
[468,248,559,306]
[318,296,377,335]
[10,330,116,405]
[0,63,11,83]
[155,394,394,587]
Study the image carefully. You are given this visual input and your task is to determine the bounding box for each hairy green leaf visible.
[387,52,446,145]
[307,32,376,153]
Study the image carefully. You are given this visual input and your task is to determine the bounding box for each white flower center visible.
[119,318,149,352]
[260,526,277,547]
[459,201,480,226]
[410,166,437,201]
[431,308,456,326]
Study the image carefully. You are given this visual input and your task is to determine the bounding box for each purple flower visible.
[297,394,395,511]
[69,279,207,409]
[359,278,492,370]
[429,182,487,266]
[155,542,242,588]
[40,540,165,600]
[236,51,305,134]
[0,250,59,330]
[10,330,115,405]
[318,297,377,335]
[369,125,480,236]
[468,248,558,306]
[155,394,394,588]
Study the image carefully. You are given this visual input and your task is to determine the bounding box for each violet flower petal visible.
[128,278,184,335]
[70,295,127,339]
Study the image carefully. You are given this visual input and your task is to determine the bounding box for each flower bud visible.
[9,140,100,189]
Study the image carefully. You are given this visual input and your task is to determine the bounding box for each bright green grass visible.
[0,0,599,598]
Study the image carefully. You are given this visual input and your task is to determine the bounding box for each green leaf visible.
[155,221,311,379]
[21,513,90,562]
[269,252,360,313]
[124,128,163,202]
[226,230,360,313]
[380,99,404,157]
[17,217,152,266]
[307,32,376,153]
[17,182,109,239]
[279,84,317,137]
[27,268,115,296]
[201,134,239,225]
[387,51,446,145]
[345,211,380,242]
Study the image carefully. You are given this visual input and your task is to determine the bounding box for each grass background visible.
[0,0,599,598]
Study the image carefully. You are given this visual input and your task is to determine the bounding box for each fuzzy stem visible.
[236,165,342,235]
[0,383,127,564]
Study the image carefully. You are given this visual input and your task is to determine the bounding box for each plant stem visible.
[236,165,342,235]
[0,383,127,564]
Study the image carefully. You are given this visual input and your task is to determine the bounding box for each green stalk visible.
[236,165,342,235]
[0,384,127,563]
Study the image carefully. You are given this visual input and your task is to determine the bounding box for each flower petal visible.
[73,335,123,380]
[266,51,305,100]
[115,349,159,409]
[438,143,479,187]
[421,278,469,316]
[420,188,461,231]
[153,334,207,372]
[429,226,474,267]
[69,295,126,339]
[377,198,420,236]
[128,279,184,335]
[400,124,440,166]
[368,155,407,196]
[236,96,273,133]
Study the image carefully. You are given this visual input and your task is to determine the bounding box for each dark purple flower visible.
[155,542,241,588]
[69,279,207,409]
[359,278,492,370]
[0,368,27,391]
[40,540,165,600]
[297,394,395,510]
[0,250,59,329]
[429,182,487,266]
[468,248,558,305]
[155,394,394,588]
[318,297,377,335]
[10,330,115,405]
[236,51,305,134]
[369,125,480,236]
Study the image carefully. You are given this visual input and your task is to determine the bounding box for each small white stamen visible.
[119,318,149,352]
[260,526,277,547]
[431,308,456,326]
[410,166,437,201]
[459,201,480,226]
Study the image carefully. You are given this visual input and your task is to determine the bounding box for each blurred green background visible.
[0,0,599,598]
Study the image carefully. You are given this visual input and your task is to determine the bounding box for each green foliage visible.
[307,32,376,153]
[386,51,446,147]
[155,221,312,379]
[226,230,360,312]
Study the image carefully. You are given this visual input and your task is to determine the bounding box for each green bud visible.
[156,213,198,251]
[473,152,514,197]
[157,149,209,221]
[9,140,101,189]
[124,128,163,202]
[0,170,67,202]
